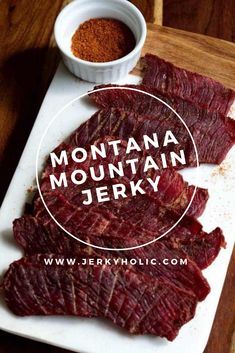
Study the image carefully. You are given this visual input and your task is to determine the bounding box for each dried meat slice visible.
[34,188,217,273]
[168,227,226,270]
[39,136,208,218]
[14,211,225,272]
[70,108,197,166]
[32,188,207,255]
[142,54,235,116]
[2,254,197,341]
[32,134,208,256]
[89,85,235,165]
[35,177,206,246]
[87,237,211,301]
[71,107,235,167]
[13,215,214,300]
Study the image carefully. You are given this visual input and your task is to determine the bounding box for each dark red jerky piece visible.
[32,190,204,253]
[13,215,213,300]
[175,227,226,269]
[73,106,234,167]
[4,255,99,317]
[124,241,210,301]
[33,137,208,242]
[2,255,197,341]
[142,54,235,116]
[39,135,208,218]
[34,193,146,240]
[89,86,235,165]
[13,214,224,272]
[110,270,149,327]
[39,166,208,221]
[70,108,196,166]
[105,269,180,340]
[136,284,195,339]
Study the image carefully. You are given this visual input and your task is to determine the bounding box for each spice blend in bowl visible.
[71,18,136,63]
[54,0,147,83]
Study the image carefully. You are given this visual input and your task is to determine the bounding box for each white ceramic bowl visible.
[54,0,147,83]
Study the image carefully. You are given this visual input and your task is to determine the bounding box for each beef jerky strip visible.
[71,107,235,167]
[39,137,208,218]
[2,254,198,341]
[142,54,235,116]
[89,85,235,165]
[13,215,212,300]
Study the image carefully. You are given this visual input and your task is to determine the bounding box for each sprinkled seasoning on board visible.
[212,162,231,177]
[71,18,136,63]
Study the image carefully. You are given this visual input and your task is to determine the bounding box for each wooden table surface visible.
[163,0,235,42]
[0,1,234,353]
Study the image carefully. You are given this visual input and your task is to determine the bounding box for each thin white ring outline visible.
[36,87,199,251]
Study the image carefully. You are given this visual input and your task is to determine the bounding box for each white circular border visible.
[36,87,199,251]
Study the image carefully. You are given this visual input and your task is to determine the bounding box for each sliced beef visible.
[70,108,199,166]
[91,236,210,301]
[167,227,226,270]
[34,192,162,241]
[31,133,209,258]
[35,156,209,245]
[2,53,229,340]
[142,54,235,116]
[39,137,208,218]
[2,254,197,341]
[13,215,213,300]
[32,188,223,272]
[71,107,235,167]
[18,137,223,269]
[32,188,209,258]
[89,85,235,165]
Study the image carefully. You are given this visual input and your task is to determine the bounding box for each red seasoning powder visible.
[71,18,136,63]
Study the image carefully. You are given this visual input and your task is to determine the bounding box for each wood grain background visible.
[163,0,235,42]
[0,1,234,353]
